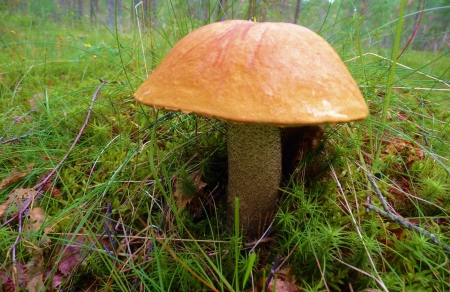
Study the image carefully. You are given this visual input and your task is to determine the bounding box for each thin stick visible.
[330,164,389,292]
[265,254,281,287]
[345,52,450,89]
[0,130,46,144]
[364,202,450,252]
[0,108,37,142]
[153,232,219,292]
[367,176,390,213]
[4,80,107,267]
[135,1,148,77]
[35,79,108,192]
[359,85,450,92]
[366,175,450,252]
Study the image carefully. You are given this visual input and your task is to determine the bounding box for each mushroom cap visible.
[134,20,368,126]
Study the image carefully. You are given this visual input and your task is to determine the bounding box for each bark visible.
[218,0,228,21]
[90,0,99,23]
[107,0,114,29]
[261,0,269,22]
[293,0,302,24]
[77,0,83,20]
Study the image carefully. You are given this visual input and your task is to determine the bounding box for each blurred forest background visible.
[2,0,449,53]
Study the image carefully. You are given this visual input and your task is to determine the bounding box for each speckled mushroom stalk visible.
[227,124,281,237]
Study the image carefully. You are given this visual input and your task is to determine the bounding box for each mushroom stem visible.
[227,123,281,237]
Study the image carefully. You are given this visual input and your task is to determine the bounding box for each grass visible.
[1,1,450,291]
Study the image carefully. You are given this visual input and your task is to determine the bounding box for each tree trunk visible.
[90,0,99,23]
[261,0,268,22]
[218,0,228,21]
[77,0,83,20]
[293,0,302,24]
[107,0,114,29]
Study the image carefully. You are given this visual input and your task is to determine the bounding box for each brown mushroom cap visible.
[134,20,368,126]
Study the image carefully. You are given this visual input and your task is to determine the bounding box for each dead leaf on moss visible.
[25,248,46,292]
[258,267,300,292]
[26,248,45,277]
[57,237,86,276]
[24,207,52,245]
[0,188,37,219]
[0,167,31,190]
[265,278,300,292]
[173,170,207,210]
[26,274,45,292]
[382,139,426,166]
[0,262,28,292]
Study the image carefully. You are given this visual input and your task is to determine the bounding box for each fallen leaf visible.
[258,267,300,292]
[0,262,28,292]
[266,277,300,292]
[24,207,52,245]
[26,248,45,277]
[173,170,208,210]
[29,93,44,111]
[0,168,31,190]
[26,274,45,292]
[25,207,46,233]
[382,139,425,167]
[57,237,86,276]
[0,188,37,219]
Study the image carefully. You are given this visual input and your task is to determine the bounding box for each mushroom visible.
[134,20,368,237]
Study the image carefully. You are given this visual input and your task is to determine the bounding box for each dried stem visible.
[366,175,450,252]
[4,80,107,269]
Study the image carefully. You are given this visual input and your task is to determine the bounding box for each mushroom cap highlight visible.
[134,20,368,126]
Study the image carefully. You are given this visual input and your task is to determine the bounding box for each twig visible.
[3,80,107,270]
[330,255,390,290]
[0,108,37,142]
[346,52,450,89]
[35,79,107,192]
[359,85,450,92]
[365,175,450,252]
[330,165,388,292]
[364,203,450,251]
[265,254,281,287]
[367,176,390,213]
[0,130,46,144]
[153,231,219,292]
[105,203,118,255]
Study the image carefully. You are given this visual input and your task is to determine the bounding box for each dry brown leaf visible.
[0,168,31,190]
[26,274,45,292]
[0,262,28,292]
[191,170,207,189]
[382,139,425,166]
[266,278,300,292]
[57,237,85,276]
[173,170,208,210]
[24,207,52,245]
[24,248,46,292]
[25,207,46,233]
[257,267,300,292]
[26,248,45,277]
[0,188,37,219]
[29,93,44,111]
